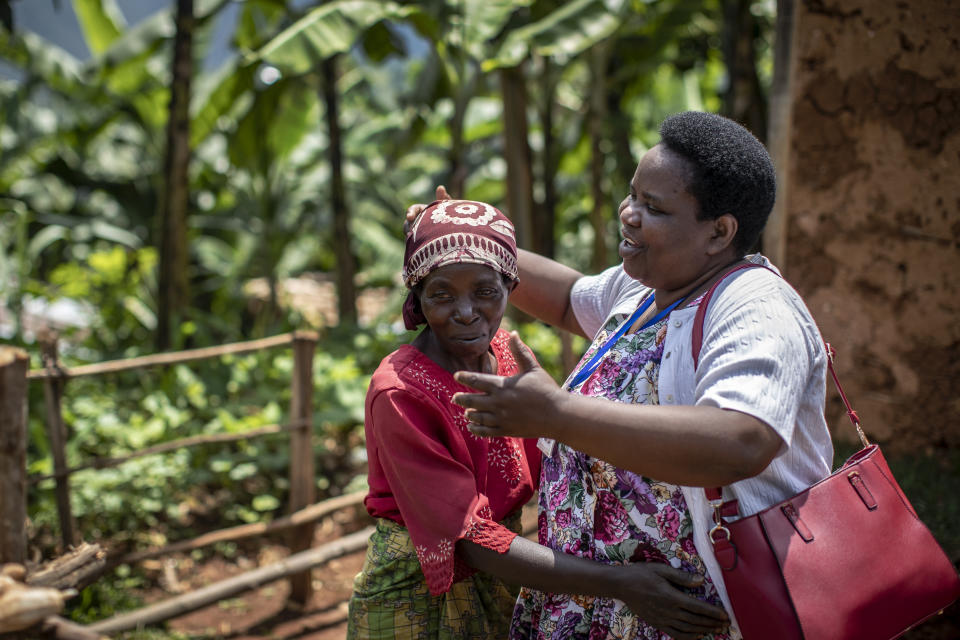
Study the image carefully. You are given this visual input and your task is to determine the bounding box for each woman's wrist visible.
[543,389,582,443]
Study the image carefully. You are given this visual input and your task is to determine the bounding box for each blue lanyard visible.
[568,293,686,389]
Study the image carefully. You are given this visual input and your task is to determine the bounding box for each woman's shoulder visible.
[713,256,808,309]
[705,256,825,357]
[369,345,445,395]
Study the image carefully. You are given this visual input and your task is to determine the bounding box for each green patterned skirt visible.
[346,513,522,639]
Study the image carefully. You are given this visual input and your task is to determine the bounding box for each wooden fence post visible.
[286,330,318,606]
[0,346,29,564]
[39,333,78,551]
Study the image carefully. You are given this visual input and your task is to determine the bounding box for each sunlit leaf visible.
[254,0,418,74]
[73,0,125,55]
[191,58,257,146]
[90,219,142,248]
[27,224,68,260]
[252,494,280,511]
[485,0,631,70]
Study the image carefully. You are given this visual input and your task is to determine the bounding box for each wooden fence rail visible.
[28,420,306,485]
[27,332,300,380]
[22,331,327,611]
[116,491,365,566]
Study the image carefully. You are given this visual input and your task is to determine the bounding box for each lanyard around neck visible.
[568,292,686,390]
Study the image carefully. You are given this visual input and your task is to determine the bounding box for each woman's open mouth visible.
[620,228,642,249]
[620,234,643,255]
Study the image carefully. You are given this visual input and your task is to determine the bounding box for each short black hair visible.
[658,111,776,255]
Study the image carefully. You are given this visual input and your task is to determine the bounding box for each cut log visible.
[0,575,66,633]
[26,544,105,592]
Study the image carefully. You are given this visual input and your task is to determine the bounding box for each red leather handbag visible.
[692,264,960,640]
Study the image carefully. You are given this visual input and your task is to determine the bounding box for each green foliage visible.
[513,320,588,383]
[254,0,418,73]
[1,0,781,631]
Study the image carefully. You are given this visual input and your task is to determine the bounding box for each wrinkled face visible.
[617,144,715,290]
[417,263,511,362]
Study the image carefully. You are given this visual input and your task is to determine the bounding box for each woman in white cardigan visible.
[446,112,833,640]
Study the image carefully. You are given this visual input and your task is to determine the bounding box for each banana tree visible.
[484,0,729,271]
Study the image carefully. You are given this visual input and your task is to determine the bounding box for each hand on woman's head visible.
[404,185,452,236]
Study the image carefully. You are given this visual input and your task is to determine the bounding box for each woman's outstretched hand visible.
[619,563,730,640]
[453,331,565,440]
[404,185,451,235]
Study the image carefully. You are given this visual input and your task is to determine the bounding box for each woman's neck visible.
[653,255,747,311]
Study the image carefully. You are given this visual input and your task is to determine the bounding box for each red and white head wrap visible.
[401,199,518,330]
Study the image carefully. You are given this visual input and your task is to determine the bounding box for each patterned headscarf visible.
[402,199,519,330]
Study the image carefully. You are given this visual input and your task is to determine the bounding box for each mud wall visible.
[780,0,960,450]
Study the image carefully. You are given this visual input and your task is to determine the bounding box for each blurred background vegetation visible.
[8,0,955,635]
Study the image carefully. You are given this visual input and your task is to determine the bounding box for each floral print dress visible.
[510,298,730,640]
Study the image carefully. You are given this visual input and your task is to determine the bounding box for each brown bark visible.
[26,544,105,592]
[0,346,28,564]
[500,65,536,251]
[588,46,611,273]
[447,63,480,198]
[536,56,558,259]
[285,333,317,605]
[721,0,768,140]
[38,337,76,551]
[763,0,797,266]
[322,55,357,325]
[157,0,194,351]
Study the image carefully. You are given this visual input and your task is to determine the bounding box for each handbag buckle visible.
[709,499,730,543]
[709,521,731,543]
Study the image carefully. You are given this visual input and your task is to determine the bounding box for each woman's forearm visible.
[511,249,587,337]
[458,535,623,599]
[547,395,782,486]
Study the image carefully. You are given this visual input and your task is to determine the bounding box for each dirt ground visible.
[139,513,370,640]
[139,503,960,640]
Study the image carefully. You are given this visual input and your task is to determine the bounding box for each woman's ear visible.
[505,276,519,294]
[707,214,738,255]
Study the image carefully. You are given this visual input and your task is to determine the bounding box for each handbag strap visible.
[694,263,870,510]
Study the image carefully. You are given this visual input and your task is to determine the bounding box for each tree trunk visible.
[605,51,637,208]
[321,55,357,325]
[500,65,535,251]
[721,0,767,140]
[536,56,557,259]
[447,62,479,198]
[588,46,611,273]
[762,0,796,265]
[0,346,28,564]
[156,0,194,351]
